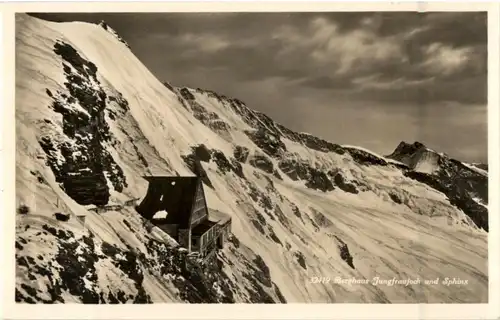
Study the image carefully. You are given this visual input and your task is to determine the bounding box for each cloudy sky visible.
[31,12,488,162]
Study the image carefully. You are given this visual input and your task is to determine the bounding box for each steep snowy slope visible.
[15,14,488,304]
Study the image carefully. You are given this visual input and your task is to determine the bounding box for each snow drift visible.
[15,13,488,304]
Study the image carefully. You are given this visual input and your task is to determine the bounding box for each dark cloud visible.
[26,12,488,162]
[298,75,354,90]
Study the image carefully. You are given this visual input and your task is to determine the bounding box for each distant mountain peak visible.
[391,141,426,156]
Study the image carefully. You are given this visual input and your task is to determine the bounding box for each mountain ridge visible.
[15,14,488,304]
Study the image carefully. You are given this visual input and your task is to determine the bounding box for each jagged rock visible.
[387,141,426,161]
[233,145,250,163]
[179,87,195,100]
[230,159,245,179]
[210,150,233,174]
[292,205,302,219]
[293,251,307,270]
[249,153,274,174]
[278,157,310,181]
[162,81,174,91]
[17,205,30,215]
[396,142,489,231]
[187,100,231,134]
[39,41,128,206]
[272,170,283,180]
[345,147,388,166]
[267,226,283,245]
[245,128,286,158]
[389,193,403,204]
[305,168,334,192]
[54,212,70,222]
[334,236,355,269]
[298,133,345,155]
[30,170,47,184]
[333,172,358,194]
[405,170,488,231]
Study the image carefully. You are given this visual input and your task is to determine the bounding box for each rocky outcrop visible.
[333,236,355,269]
[182,97,231,135]
[387,141,426,161]
[40,41,127,206]
[344,147,388,166]
[245,128,287,158]
[332,172,358,194]
[405,170,488,231]
[278,157,310,181]
[389,141,488,231]
[249,153,274,174]
[179,87,195,101]
[297,132,345,155]
[305,168,334,192]
[233,145,250,163]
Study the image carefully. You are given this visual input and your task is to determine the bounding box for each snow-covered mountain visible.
[15,13,488,304]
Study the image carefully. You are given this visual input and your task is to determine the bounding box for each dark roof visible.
[191,220,217,237]
[136,176,202,228]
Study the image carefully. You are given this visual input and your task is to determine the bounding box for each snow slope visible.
[15,14,488,304]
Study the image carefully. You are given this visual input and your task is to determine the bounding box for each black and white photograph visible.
[8,3,495,309]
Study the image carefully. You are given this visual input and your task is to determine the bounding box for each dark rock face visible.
[234,145,250,163]
[306,168,334,192]
[245,128,287,158]
[15,228,151,304]
[178,93,232,135]
[272,170,283,180]
[293,251,307,270]
[210,150,233,175]
[278,158,310,181]
[54,212,70,222]
[18,221,287,304]
[344,147,388,166]
[162,81,174,92]
[333,172,358,194]
[388,141,489,231]
[297,133,345,155]
[230,159,245,179]
[405,170,488,231]
[193,144,212,163]
[278,157,336,193]
[179,87,195,100]
[334,236,355,269]
[249,154,274,174]
[387,141,425,160]
[40,41,127,206]
[389,193,403,205]
[17,205,30,215]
